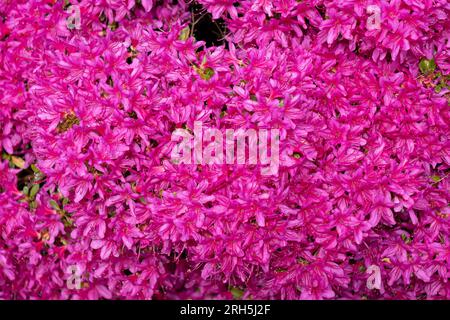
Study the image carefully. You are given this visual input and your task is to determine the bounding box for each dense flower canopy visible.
[0,0,449,300]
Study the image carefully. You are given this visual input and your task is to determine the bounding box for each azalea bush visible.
[0,0,449,300]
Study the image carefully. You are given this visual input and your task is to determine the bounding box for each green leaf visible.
[434,72,442,80]
[22,186,29,196]
[194,65,215,81]
[178,26,190,41]
[29,200,37,210]
[11,156,25,169]
[31,164,41,173]
[63,216,74,228]
[431,175,441,183]
[29,184,40,199]
[49,199,60,211]
[419,58,436,75]
[401,233,412,244]
[109,21,119,31]
[200,67,215,80]
[230,287,244,299]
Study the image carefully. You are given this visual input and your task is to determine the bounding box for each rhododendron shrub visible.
[0,0,449,300]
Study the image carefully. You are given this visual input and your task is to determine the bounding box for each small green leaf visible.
[57,112,80,133]
[22,186,29,196]
[29,184,40,199]
[63,216,73,228]
[29,200,37,210]
[49,199,60,211]
[109,21,119,31]
[194,65,215,80]
[11,156,25,169]
[297,257,309,265]
[138,197,147,204]
[419,58,436,75]
[434,72,442,80]
[401,233,412,244]
[200,67,214,80]
[31,164,41,173]
[230,287,244,299]
[431,175,441,183]
[178,26,190,41]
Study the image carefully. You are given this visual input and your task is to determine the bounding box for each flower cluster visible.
[0,0,449,299]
